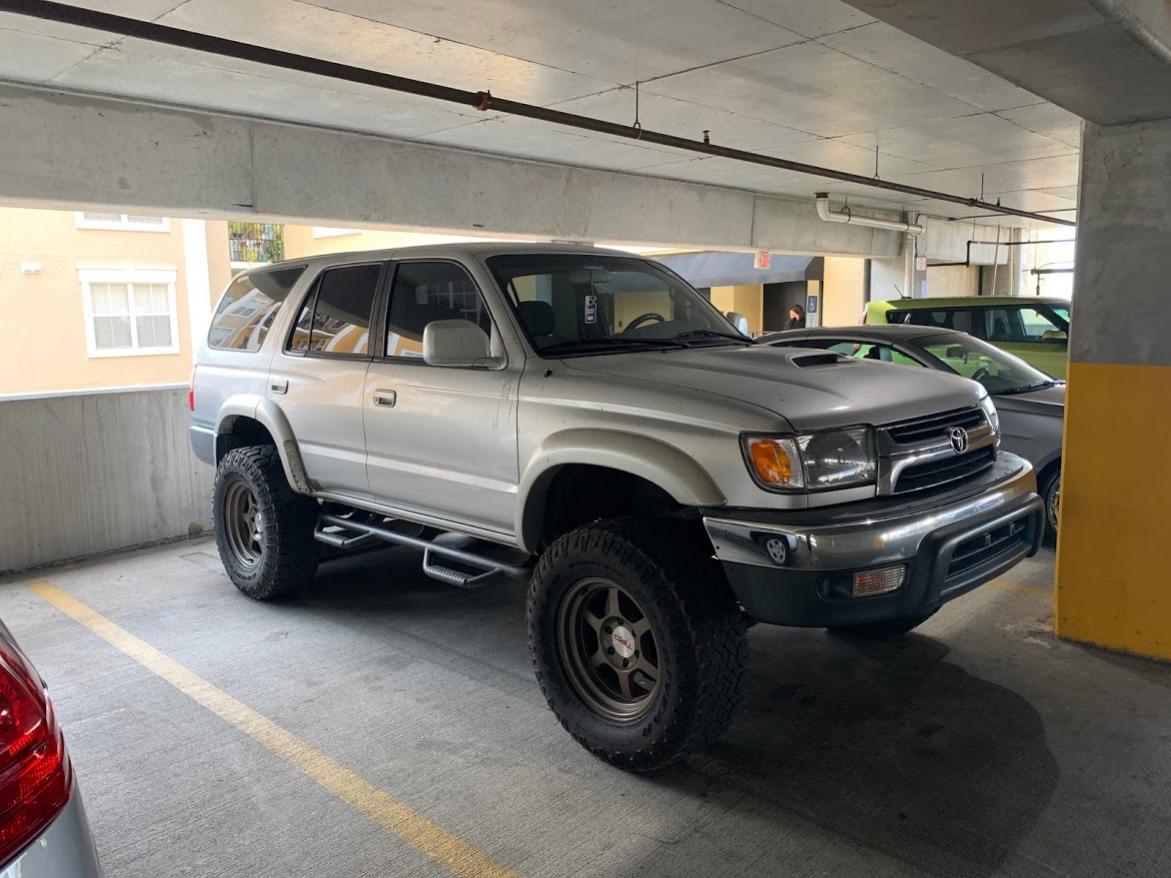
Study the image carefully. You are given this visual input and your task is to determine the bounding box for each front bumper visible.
[703,453,1043,627]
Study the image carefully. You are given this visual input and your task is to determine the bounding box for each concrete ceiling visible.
[0,0,1087,226]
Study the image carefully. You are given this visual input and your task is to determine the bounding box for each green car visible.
[865,296,1070,378]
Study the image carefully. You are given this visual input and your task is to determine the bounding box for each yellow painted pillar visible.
[1054,119,1171,662]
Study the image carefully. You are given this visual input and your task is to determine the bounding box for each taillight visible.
[0,639,71,865]
[188,366,196,413]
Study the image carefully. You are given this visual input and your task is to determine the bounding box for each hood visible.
[561,344,986,431]
[993,381,1066,416]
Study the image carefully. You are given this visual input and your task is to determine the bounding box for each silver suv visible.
[190,244,1043,770]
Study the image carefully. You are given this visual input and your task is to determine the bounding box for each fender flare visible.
[215,395,314,495]
[516,428,725,552]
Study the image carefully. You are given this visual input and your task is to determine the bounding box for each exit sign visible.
[753,250,771,270]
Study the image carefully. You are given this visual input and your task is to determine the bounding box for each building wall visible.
[821,256,867,326]
[709,285,763,334]
[926,264,979,297]
[0,207,230,395]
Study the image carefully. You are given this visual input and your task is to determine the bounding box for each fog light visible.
[852,565,906,597]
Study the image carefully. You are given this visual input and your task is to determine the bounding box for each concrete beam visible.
[0,83,903,258]
[841,0,1171,125]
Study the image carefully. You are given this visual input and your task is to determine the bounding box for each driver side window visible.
[385,261,494,360]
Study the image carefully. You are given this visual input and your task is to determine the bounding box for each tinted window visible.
[288,264,381,356]
[888,307,972,333]
[386,262,492,359]
[208,266,305,351]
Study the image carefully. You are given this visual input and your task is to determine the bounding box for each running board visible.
[314,513,530,589]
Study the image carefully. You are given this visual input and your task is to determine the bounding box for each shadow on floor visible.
[302,547,1060,877]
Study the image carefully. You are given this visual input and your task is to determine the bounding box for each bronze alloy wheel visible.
[222,478,264,568]
[557,577,662,722]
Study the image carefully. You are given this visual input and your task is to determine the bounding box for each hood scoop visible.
[790,352,846,368]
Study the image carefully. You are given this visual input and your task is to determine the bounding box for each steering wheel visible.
[623,312,667,333]
[970,366,993,384]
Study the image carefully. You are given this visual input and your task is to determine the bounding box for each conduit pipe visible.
[0,0,1078,229]
[814,193,923,234]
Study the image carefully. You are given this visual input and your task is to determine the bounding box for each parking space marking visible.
[988,579,1053,600]
[28,581,518,878]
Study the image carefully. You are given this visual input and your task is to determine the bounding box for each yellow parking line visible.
[28,581,518,878]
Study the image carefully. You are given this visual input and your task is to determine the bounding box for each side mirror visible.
[423,319,498,368]
[1042,329,1067,343]
[725,311,749,334]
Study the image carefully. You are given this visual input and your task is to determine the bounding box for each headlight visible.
[744,427,876,492]
[980,394,1001,441]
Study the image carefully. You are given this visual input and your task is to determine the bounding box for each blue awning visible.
[654,251,813,288]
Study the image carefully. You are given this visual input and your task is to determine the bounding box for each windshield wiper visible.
[998,380,1056,395]
[670,329,755,345]
[539,337,686,355]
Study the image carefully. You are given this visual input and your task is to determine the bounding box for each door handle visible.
[372,389,397,408]
[270,378,288,394]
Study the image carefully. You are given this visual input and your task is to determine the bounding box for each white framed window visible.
[75,212,170,232]
[79,268,180,357]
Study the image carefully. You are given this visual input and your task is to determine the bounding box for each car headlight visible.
[979,394,1001,442]
[743,427,876,492]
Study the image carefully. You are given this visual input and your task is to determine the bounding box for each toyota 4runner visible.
[190,244,1043,771]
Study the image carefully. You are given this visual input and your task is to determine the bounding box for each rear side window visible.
[208,266,305,351]
[288,263,382,357]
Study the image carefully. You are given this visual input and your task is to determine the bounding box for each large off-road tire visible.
[1040,467,1060,545]
[527,517,747,772]
[213,445,319,600]
[827,611,935,640]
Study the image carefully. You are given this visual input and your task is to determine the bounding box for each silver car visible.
[764,324,1063,541]
[0,619,101,878]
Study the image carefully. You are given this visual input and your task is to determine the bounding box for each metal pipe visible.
[814,193,924,233]
[0,0,1078,229]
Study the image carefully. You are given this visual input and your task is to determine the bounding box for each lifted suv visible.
[191,244,1043,770]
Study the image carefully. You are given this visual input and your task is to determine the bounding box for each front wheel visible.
[527,518,747,771]
[1041,469,1060,544]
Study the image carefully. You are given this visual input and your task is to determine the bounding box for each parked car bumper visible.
[702,453,1043,627]
[1,784,101,878]
[190,424,215,466]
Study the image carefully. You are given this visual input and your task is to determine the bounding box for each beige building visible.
[0,206,231,395]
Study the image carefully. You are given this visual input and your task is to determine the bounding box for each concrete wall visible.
[926,264,979,296]
[0,387,212,574]
[0,84,902,259]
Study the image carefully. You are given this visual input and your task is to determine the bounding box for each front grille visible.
[886,406,986,445]
[895,446,996,494]
[944,515,1033,591]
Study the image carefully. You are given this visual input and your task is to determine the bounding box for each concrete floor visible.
[2,540,1168,878]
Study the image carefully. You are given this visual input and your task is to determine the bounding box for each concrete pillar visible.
[1055,117,1171,661]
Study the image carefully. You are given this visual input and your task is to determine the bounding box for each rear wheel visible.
[827,612,935,640]
[528,518,747,771]
[213,445,318,600]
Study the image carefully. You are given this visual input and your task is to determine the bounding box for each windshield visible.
[487,254,749,356]
[917,333,1055,395]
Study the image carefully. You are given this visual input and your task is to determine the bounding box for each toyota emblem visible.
[947,426,969,454]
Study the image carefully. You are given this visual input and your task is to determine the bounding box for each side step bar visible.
[314,513,530,589]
